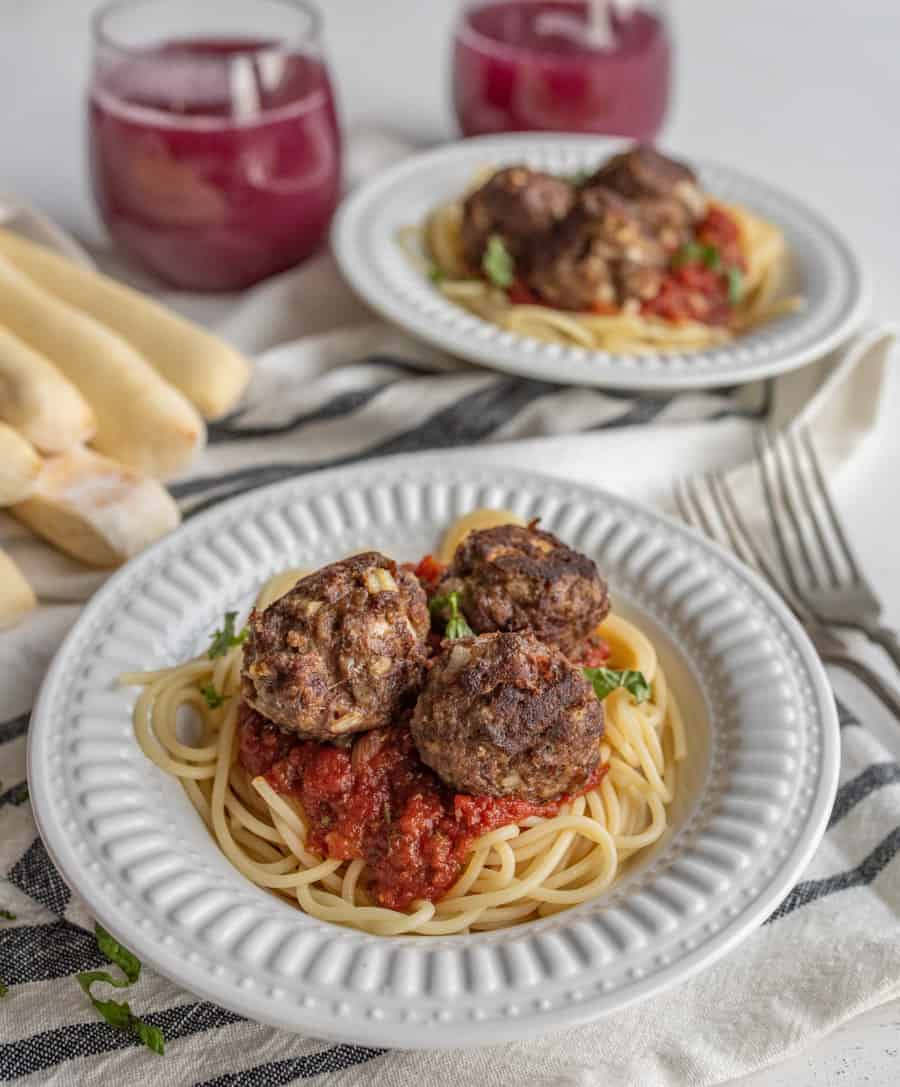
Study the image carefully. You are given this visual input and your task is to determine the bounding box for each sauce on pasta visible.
[239,703,605,910]
[122,510,687,936]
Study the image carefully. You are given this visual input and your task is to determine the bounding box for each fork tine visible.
[755,428,805,597]
[682,467,820,629]
[712,470,810,619]
[684,476,719,540]
[800,426,863,584]
[682,470,762,572]
[785,428,841,586]
[673,478,695,527]
[675,476,711,539]
[770,427,820,587]
[705,473,760,570]
[675,475,728,553]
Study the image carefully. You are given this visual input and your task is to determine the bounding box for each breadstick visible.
[0,421,41,505]
[0,548,36,629]
[0,253,204,479]
[0,229,251,420]
[0,326,96,452]
[12,446,181,568]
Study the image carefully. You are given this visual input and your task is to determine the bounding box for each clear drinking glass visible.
[89,0,342,290]
[452,0,671,140]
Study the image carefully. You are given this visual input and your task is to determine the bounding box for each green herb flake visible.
[0,980,7,999]
[201,684,228,709]
[207,612,249,659]
[727,265,744,304]
[427,266,446,285]
[673,242,720,270]
[429,591,475,640]
[482,234,515,288]
[583,667,651,704]
[702,245,721,270]
[133,1018,166,1055]
[95,924,141,984]
[76,924,166,1056]
[672,241,702,268]
[78,985,165,1055]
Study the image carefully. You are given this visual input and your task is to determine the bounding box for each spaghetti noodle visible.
[123,515,687,936]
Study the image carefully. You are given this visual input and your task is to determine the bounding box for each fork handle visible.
[860,623,900,674]
[821,649,900,721]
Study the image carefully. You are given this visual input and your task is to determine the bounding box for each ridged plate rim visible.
[28,455,839,1048]
[331,133,869,391]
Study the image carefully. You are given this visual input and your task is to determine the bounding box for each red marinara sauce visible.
[641,204,747,327]
[407,554,447,592]
[237,702,606,911]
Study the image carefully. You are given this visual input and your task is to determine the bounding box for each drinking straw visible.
[586,0,615,48]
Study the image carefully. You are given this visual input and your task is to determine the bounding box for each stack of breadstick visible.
[0,229,252,629]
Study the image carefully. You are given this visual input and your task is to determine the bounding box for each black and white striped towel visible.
[0,141,898,1084]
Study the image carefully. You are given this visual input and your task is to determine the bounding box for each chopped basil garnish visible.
[95,924,141,983]
[482,234,515,288]
[201,684,227,709]
[0,980,7,999]
[133,1018,166,1055]
[76,924,165,1055]
[207,612,249,659]
[0,909,15,921]
[428,266,446,285]
[583,667,651,704]
[727,265,744,304]
[704,246,721,270]
[673,242,720,270]
[429,590,474,640]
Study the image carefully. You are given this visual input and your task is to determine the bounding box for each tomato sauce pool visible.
[238,703,606,911]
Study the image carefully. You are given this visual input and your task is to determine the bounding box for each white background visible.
[1,1,898,1083]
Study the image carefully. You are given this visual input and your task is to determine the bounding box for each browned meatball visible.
[437,523,609,656]
[587,146,706,214]
[411,632,604,801]
[586,145,707,252]
[241,552,429,738]
[460,166,575,272]
[528,187,666,311]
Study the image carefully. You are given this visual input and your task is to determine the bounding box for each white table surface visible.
[1,1,898,1083]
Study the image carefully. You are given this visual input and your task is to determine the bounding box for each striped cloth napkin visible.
[1,135,899,1084]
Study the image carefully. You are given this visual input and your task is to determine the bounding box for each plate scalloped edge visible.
[28,455,839,1048]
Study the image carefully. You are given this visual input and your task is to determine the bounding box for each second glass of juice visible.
[89,0,341,291]
[453,0,671,141]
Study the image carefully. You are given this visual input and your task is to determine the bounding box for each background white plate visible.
[28,459,839,1048]
[332,134,869,390]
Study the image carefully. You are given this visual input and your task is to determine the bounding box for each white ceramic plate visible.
[29,459,839,1048]
[332,134,869,390]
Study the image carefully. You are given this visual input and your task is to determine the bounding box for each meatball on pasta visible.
[411,631,605,802]
[436,522,609,655]
[586,145,707,252]
[529,186,667,311]
[242,551,429,738]
[460,165,575,271]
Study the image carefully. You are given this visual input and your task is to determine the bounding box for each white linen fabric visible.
[0,133,897,1086]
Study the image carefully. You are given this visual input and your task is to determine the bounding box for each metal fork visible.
[757,425,900,671]
[675,472,900,720]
